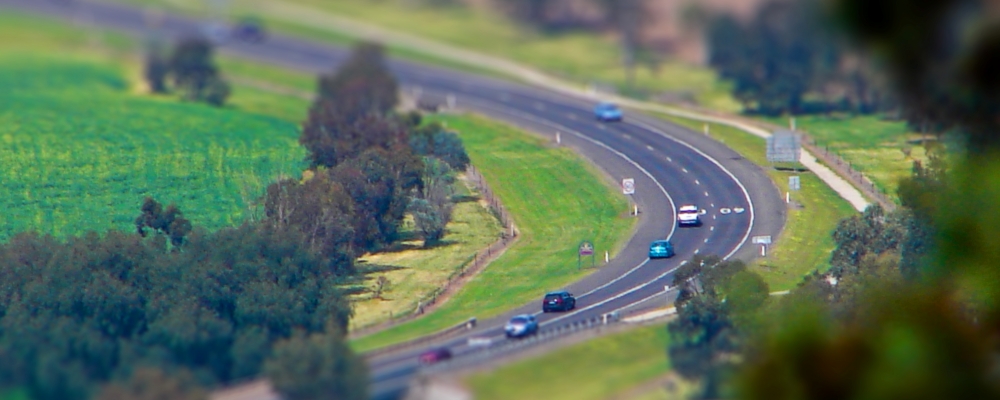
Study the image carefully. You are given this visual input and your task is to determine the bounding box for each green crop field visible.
[0,56,305,240]
[350,114,636,352]
[467,324,672,400]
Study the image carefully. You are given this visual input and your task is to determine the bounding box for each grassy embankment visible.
[466,324,677,400]
[662,117,856,290]
[766,114,926,203]
[351,114,636,352]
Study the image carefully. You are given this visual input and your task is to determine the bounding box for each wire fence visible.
[348,164,519,340]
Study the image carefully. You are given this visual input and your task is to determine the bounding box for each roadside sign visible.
[751,235,772,245]
[789,176,801,191]
[766,129,801,163]
[622,178,635,195]
[578,240,595,270]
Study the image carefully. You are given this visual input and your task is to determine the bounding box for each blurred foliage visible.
[707,0,891,116]
[264,329,367,400]
[732,1,1000,398]
[668,256,770,399]
[0,207,357,399]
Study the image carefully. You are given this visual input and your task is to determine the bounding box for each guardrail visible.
[362,317,478,360]
[418,303,677,376]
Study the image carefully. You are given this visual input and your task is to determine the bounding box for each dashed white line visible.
[710,226,715,231]
[694,249,701,254]
[646,145,654,151]
[695,179,700,185]
[682,168,688,173]
[704,191,709,197]
[704,238,709,243]
[666,156,673,162]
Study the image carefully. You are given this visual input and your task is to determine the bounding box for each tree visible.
[135,197,192,247]
[264,330,367,400]
[95,367,206,400]
[409,123,471,171]
[330,148,423,253]
[144,52,169,94]
[168,36,230,106]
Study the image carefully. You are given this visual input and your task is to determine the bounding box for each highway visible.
[0,1,787,398]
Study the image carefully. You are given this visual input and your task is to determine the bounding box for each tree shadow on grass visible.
[450,194,480,203]
[357,263,408,275]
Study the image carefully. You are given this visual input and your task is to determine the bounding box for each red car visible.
[418,347,452,365]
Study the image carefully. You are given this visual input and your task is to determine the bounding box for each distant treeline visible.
[0,41,470,400]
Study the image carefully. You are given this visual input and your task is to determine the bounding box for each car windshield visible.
[597,104,616,111]
[510,317,529,324]
[651,241,668,248]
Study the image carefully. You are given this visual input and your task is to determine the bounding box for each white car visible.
[677,205,702,227]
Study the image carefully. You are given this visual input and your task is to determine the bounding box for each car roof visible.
[678,205,698,211]
[651,240,671,245]
[545,291,569,296]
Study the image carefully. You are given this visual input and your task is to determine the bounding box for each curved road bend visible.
[0,0,787,398]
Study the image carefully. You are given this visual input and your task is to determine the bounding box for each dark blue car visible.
[648,240,675,259]
[594,102,623,122]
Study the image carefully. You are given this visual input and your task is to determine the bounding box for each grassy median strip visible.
[350,114,636,352]
[466,324,671,400]
[661,116,856,291]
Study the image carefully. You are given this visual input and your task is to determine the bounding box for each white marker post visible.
[786,192,790,203]
[605,251,610,264]
[633,204,638,216]
[556,131,561,145]
[761,245,767,257]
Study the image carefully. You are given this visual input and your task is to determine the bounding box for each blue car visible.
[648,240,675,259]
[594,102,623,122]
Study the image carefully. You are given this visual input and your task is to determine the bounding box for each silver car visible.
[505,314,539,338]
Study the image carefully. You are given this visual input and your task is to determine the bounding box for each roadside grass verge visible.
[349,179,504,331]
[765,114,926,202]
[661,116,856,290]
[350,114,636,352]
[466,324,671,400]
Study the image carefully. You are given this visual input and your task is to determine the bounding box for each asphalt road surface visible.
[0,1,787,398]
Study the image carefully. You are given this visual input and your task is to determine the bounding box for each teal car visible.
[649,240,675,259]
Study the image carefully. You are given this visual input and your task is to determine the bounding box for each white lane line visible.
[646,145,654,151]
[704,238,709,243]
[682,168,688,173]
[695,179,700,185]
[452,97,679,300]
[630,119,757,260]
[710,226,715,231]
[704,191,709,197]
[666,156,673,162]
[711,203,715,208]
[546,261,689,325]
[694,249,701,254]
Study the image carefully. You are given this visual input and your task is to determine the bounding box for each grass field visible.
[466,324,671,400]
[662,116,856,290]
[0,56,305,240]
[349,178,504,331]
[350,114,636,352]
[766,114,925,202]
